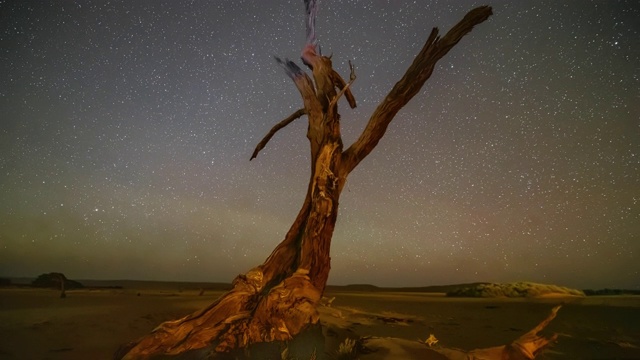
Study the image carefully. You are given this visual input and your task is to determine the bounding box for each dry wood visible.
[432,305,561,360]
[116,5,493,359]
[341,6,492,175]
[250,108,306,160]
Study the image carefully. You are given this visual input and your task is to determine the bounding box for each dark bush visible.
[31,272,84,289]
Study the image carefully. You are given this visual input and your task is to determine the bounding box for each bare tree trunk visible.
[58,273,66,299]
[116,4,493,360]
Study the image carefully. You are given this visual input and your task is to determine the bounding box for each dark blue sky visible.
[1,0,638,289]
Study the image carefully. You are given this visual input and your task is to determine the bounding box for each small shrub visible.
[334,338,357,360]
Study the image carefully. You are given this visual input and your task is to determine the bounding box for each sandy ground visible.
[0,286,639,359]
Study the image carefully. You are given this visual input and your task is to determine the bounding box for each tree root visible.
[433,305,561,360]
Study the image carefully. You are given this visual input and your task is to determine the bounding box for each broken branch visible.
[341,6,492,174]
[251,108,307,160]
[328,60,356,110]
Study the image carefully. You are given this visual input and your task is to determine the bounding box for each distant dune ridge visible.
[446,281,585,298]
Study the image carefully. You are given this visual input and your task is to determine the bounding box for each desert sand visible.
[1,282,639,359]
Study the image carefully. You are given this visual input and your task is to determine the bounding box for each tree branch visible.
[251,108,307,160]
[328,60,356,111]
[274,56,322,118]
[304,0,318,47]
[341,6,492,174]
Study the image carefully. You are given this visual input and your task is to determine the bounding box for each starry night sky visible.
[1,0,638,289]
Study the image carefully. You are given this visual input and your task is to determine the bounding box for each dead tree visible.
[56,273,66,299]
[117,3,497,359]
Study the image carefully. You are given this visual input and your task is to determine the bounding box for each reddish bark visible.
[116,5,493,360]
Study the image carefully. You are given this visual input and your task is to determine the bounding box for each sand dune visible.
[445,281,585,298]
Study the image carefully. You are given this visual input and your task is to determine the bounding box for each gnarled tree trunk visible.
[116,3,493,359]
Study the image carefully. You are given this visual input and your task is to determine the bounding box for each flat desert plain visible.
[1,283,639,359]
